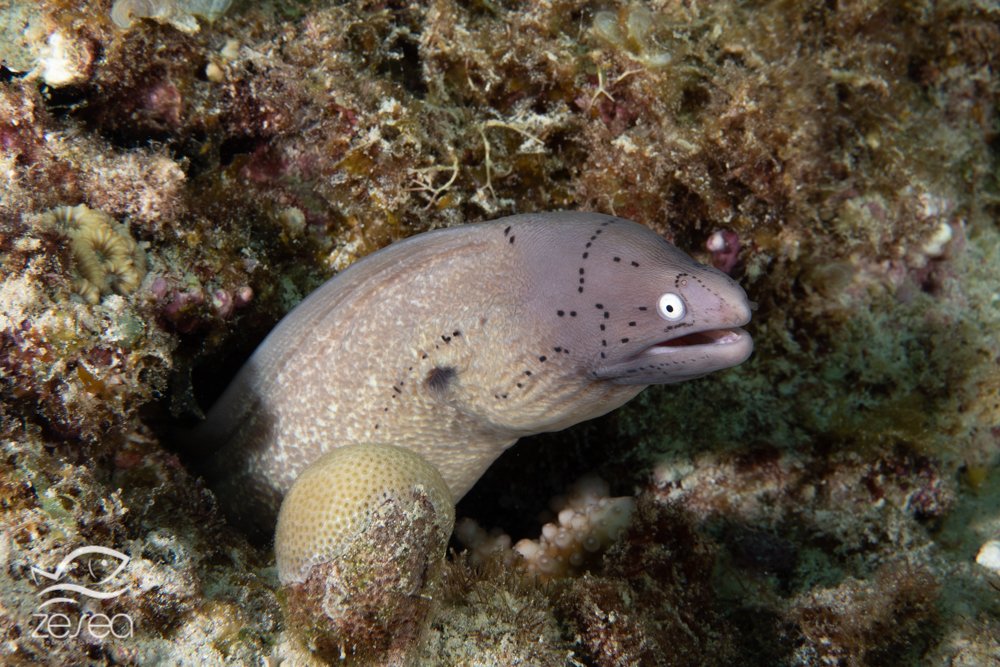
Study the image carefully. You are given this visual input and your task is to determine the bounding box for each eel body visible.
[196,212,753,534]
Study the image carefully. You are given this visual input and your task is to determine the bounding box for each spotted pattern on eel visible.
[195,212,753,535]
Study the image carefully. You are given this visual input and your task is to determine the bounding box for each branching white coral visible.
[458,475,635,579]
[514,475,634,578]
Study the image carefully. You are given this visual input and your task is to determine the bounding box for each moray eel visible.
[196,212,752,535]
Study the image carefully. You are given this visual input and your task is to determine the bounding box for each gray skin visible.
[196,212,753,536]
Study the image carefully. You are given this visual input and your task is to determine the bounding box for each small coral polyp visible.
[41,204,146,304]
[591,6,674,68]
[111,0,232,33]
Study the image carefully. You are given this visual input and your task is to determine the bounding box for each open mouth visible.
[592,325,753,385]
[647,327,746,352]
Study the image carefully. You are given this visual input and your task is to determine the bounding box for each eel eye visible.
[656,293,685,321]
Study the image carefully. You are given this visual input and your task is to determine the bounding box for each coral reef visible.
[789,564,939,666]
[1,0,998,664]
[417,556,571,666]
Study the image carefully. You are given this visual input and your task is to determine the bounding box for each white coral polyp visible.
[111,0,232,33]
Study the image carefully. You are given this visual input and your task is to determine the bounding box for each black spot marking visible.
[578,286,583,293]
[524,370,532,376]
[631,261,640,267]
[425,366,456,391]
[579,268,585,275]
[392,385,402,394]
[554,346,562,352]
[600,351,606,359]
[595,229,603,234]
[539,355,547,362]
[516,382,523,388]
[600,324,606,331]
[509,235,516,244]
[375,423,379,429]
[628,321,636,327]
[613,257,621,262]
[590,235,597,241]
[421,353,428,359]
[453,330,461,337]
[586,242,592,248]
[384,407,389,412]
[504,225,511,236]
[638,306,647,311]
[441,335,452,343]
[621,337,630,343]
[582,252,589,259]
[595,303,603,309]
[601,339,607,346]
[579,278,585,284]
[557,310,565,317]
[570,311,577,316]
[603,312,609,319]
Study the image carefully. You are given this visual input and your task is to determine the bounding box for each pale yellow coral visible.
[41,204,146,304]
[274,444,454,664]
[275,443,454,584]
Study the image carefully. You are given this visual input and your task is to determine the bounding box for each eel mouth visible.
[594,326,753,385]
[647,327,746,350]
[637,327,752,367]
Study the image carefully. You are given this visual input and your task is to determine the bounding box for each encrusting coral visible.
[40,204,147,304]
[275,444,454,665]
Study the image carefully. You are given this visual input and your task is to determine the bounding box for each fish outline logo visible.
[30,545,130,608]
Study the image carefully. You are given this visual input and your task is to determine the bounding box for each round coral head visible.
[274,444,455,664]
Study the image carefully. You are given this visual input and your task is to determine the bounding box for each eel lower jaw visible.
[594,327,754,385]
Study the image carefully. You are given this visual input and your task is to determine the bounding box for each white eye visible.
[656,293,685,321]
